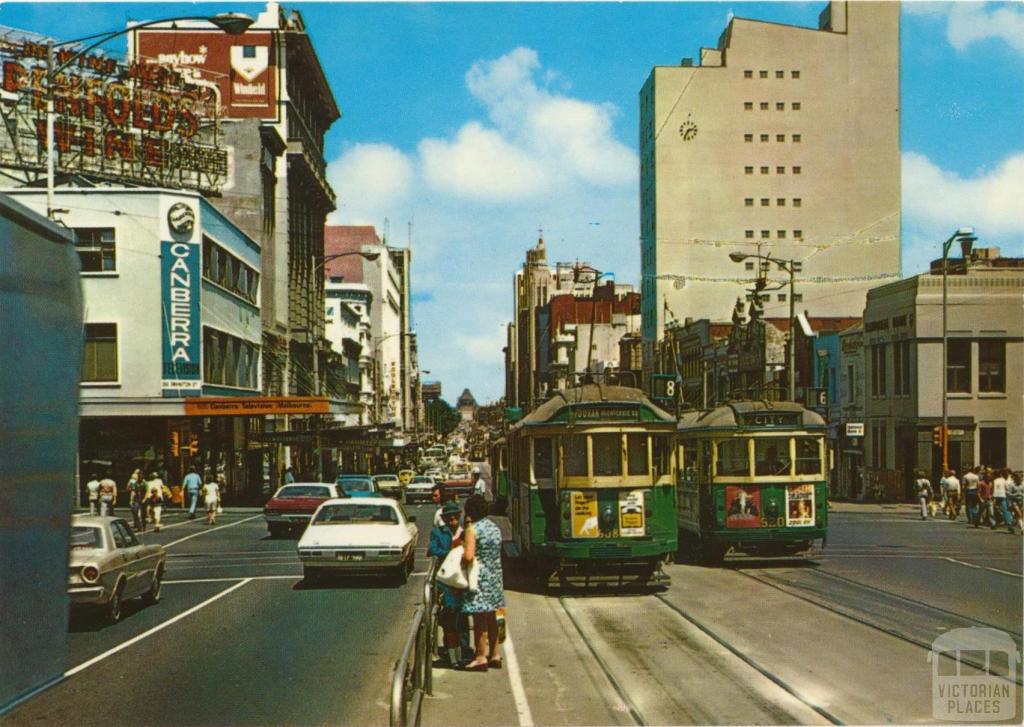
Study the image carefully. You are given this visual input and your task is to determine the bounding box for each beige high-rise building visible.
[640,0,900,365]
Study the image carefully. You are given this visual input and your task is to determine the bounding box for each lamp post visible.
[372,331,412,425]
[43,13,254,218]
[940,227,977,471]
[730,251,797,401]
[582,268,611,383]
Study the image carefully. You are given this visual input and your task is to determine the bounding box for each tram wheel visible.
[697,541,727,566]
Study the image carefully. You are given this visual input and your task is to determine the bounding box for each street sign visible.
[651,374,676,403]
[845,422,864,437]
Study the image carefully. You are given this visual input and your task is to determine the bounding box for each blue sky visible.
[2,1,1021,404]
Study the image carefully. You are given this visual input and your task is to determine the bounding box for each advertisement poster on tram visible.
[571,491,599,537]
[725,486,761,528]
[618,490,646,536]
[786,484,816,527]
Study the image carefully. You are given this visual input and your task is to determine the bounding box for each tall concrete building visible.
[640,0,900,370]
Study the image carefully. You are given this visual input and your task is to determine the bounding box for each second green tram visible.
[676,401,828,562]
[505,385,678,586]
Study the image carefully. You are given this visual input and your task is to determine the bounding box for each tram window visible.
[652,435,671,478]
[795,438,822,475]
[592,434,623,477]
[563,435,588,477]
[534,437,553,479]
[517,440,530,482]
[717,439,750,477]
[701,441,713,479]
[755,439,792,476]
[627,433,649,476]
[682,443,698,478]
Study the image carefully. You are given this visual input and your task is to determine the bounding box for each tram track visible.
[733,567,1024,685]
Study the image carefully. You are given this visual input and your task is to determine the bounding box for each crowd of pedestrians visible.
[83,467,223,532]
[914,466,1022,534]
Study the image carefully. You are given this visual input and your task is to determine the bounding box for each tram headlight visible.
[599,505,615,532]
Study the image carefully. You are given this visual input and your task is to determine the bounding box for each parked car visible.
[335,474,381,498]
[405,475,437,504]
[67,514,166,623]
[263,483,341,538]
[297,498,419,583]
[373,473,403,498]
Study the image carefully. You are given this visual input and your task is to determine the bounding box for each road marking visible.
[163,515,262,548]
[502,627,535,727]
[65,578,252,677]
[166,575,298,584]
[943,557,1022,577]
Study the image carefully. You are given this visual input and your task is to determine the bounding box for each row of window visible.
[202,237,259,306]
[745,229,804,240]
[744,133,802,143]
[744,102,802,111]
[74,227,117,273]
[713,437,822,478]
[745,70,801,79]
[745,197,802,207]
[511,434,673,482]
[746,165,802,175]
[865,339,1006,399]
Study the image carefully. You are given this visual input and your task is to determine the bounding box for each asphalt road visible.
[6,503,439,727]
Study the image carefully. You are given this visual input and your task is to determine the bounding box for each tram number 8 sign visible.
[651,374,677,403]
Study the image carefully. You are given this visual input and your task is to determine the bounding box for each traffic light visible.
[932,425,945,447]
[170,431,180,457]
[188,434,199,456]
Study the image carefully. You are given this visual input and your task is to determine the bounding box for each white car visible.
[372,474,403,498]
[297,498,419,583]
[404,475,437,504]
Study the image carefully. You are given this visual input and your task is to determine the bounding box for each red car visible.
[263,483,342,538]
[444,472,474,497]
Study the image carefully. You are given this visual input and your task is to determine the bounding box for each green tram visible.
[676,401,828,563]
[504,385,678,587]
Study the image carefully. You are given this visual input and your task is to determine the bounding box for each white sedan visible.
[297,498,419,583]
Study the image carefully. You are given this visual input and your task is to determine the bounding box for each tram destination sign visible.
[0,38,227,193]
[739,411,801,428]
[569,405,641,423]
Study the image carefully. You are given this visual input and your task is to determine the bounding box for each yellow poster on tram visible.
[571,491,599,538]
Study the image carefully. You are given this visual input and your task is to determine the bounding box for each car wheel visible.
[106,583,124,624]
[393,559,409,585]
[303,566,322,584]
[268,524,283,539]
[142,567,163,605]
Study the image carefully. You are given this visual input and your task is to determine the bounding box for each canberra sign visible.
[0,38,228,193]
[161,239,201,395]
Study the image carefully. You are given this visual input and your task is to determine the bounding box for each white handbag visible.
[437,546,469,589]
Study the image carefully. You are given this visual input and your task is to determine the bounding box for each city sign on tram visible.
[0,34,228,193]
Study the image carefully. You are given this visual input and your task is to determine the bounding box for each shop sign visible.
[185,397,330,416]
[0,39,227,193]
[845,422,865,437]
[161,240,200,395]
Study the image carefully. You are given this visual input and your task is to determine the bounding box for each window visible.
[652,436,671,479]
[592,434,622,476]
[792,134,802,143]
[563,434,587,476]
[73,228,116,272]
[847,365,855,402]
[792,102,801,111]
[760,102,769,110]
[760,166,769,174]
[777,198,786,206]
[759,70,768,78]
[793,293,803,302]
[795,438,821,475]
[979,340,1005,392]
[871,343,888,397]
[794,229,803,239]
[778,294,787,302]
[627,433,649,476]
[760,133,769,142]
[745,261,754,270]
[745,198,754,206]
[777,230,787,239]
[792,261,803,272]
[792,70,801,79]
[776,70,784,79]
[203,327,259,389]
[776,102,785,111]
[717,439,750,476]
[761,230,770,239]
[533,437,553,479]
[203,237,260,305]
[946,339,971,393]
[776,134,785,142]
[871,421,888,468]
[744,133,753,142]
[893,340,911,396]
[979,427,1007,468]
[745,166,754,175]
[744,70,753,78]
[745,230,754,239]
[761,198,769,207]
[755,439,791,475]
[776,166,785,174]
[793,166,802,174]
[793,198,802,207]
[744,102,753,110]
[83,323,117,382]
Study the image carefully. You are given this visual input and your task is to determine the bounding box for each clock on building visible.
[678,114,698,142]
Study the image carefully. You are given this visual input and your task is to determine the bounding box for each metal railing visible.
[389,557,438,727]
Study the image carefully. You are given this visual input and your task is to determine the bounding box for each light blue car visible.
[335,474,382,498]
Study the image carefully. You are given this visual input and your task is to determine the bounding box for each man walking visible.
[962,466,979,526]
[472,466,487,499]
[942,469,961,519]
[145,472,166,532]
[183,466,203,520]
[976,473,993,528]
[914,471,933,521]
[991,469,1014,534]
[98,472,118,516]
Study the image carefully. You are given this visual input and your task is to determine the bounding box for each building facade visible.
[640,0,900,371]
[860,251,1024,498]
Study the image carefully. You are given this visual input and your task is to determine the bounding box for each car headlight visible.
[81,565,100,583]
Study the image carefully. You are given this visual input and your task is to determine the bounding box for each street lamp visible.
[729,251,798,401]
[44,13,255,217]
[940,226,977,471]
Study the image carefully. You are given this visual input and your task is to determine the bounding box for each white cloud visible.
[902,151,1024,273]
[453,328,508,366]
[905,2,1024,54]
[326,143,414,224]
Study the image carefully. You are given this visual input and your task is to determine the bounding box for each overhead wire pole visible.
[940,227,977,471]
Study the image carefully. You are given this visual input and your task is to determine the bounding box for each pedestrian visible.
[1008,472,1023,534]
[145,471,166,532]
[98,472,117,516]
[126,469,147,531]
[460,494,505,672]
[428,501,465,667]
[991,469,1014,534]
[471,466,487,498]
[283,466,296,484]
[962,466,979,525]
[431,482,450,527]
[202,473,221,525]
[914,471,933,521]
[942,469,961,519]
[183,465,202,519]
[976,473,993,529]
[85,473,101,514]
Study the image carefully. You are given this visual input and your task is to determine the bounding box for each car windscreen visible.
[411,477,433,484]
[374,476,399,483]
[275,485,332,498]
[313,504,399,524]
[337,478,373,494]
[71,526,103,549]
